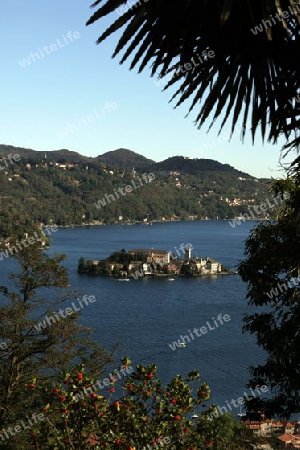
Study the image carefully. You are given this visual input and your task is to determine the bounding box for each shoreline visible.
[78,271,238,278]
[55,218,265,229]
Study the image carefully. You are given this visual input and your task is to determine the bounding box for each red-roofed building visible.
[243,419,295,437]
[129,249,170,265]
[277,433,300,448]
[284,422,296,434]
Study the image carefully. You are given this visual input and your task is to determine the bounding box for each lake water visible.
[48,220,266,414]
[1,220,267,415]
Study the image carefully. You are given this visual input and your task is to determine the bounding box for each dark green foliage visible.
[107,249,133,264]
[0,244,110,448]
[239,158,300,418]
[29,362,253,450]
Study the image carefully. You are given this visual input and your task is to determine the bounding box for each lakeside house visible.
[185,257,222,275]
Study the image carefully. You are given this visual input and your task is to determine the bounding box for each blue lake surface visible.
[1,220,268,414]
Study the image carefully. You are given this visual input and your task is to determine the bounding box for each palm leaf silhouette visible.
[87,0,300,151]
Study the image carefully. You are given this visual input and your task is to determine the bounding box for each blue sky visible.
[0,0,293,178]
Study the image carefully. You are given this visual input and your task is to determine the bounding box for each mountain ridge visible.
[0,144,262,180]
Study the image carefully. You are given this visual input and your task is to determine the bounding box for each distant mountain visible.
[0,144,92,163]
[96,148,155,170]
[0,145,155,169]
[144,156,254,178]
[0,146,257,179]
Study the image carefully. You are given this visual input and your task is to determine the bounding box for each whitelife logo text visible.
[169,313,231,351]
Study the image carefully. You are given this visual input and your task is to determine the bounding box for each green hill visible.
[143,156,252,177]
[0,145,273,233]
[96,148,155,169]
[0,144,92,163]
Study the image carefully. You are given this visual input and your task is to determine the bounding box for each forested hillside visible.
[0,145,273,231]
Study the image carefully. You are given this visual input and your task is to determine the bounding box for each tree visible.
[78,257,87,273]
[31,361,253,450]
[238,157,300,418]
[87,0,300,153]
[0,243,110,449]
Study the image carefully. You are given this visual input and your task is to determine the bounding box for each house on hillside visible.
[277,433,300,448]
[243,419,300,447]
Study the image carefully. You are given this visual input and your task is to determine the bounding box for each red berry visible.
[115,439,121,444]
[174,415,181,420]
[53,388,60,394]
[171,398,177,404]
[127,384,134,391]
[147,372,153,378]
[156,409,162,414]
[63,408,69,414]
[64,379,70,384]
[60,395,66,402]
[91,392,97,398]
[28,383,36,388]
[114,401,120,407]
[77,373,83,380]
[110,387,115,393]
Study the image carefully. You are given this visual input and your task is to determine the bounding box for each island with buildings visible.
[77,246,232,278]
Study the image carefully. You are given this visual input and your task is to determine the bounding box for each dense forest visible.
[0,145,274,232]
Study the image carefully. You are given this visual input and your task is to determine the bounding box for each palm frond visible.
[87,0,300,151]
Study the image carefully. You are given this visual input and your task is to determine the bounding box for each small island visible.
[78,247,233,278]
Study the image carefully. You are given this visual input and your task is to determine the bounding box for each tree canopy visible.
[238,157,300,417]
[0,243,111,449]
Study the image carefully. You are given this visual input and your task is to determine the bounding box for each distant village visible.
[78,246,232,277]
